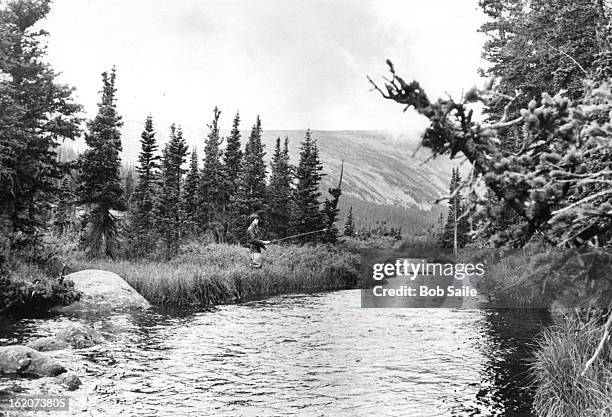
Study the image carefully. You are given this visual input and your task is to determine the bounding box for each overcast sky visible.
[42,0,486,132]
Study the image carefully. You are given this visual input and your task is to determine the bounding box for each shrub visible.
[0,262,80,315]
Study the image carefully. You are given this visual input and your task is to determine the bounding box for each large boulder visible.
[27,337,70,352]
[54,269,151,313]
[55,323,104,349]
[0,346,66,377]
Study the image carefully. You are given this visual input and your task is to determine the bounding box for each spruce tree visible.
[54,176,75,237]
[156,124,188,257]
[128,116,160,256]
[321,161,343,243]
[125,169,134,203]
[436,212,445,239]
[0,0,82,263]
[199,107,226,241]
[290,130,325,242]
[267,137,293,240]
[439,168,469,249]
[183,147,200,236]
[343,206,355,237]
[223,112,243,242]
[223,111,243,195]
[233,116,267,238]
[78,68,123,258]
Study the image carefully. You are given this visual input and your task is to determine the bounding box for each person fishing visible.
[247,213,270,268]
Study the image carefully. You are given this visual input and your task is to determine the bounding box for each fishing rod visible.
[269,228,329,243]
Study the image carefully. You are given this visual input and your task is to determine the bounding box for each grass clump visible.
[531,314,612,417]
[71,243,361,307]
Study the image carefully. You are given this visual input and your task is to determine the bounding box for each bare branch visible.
[546,41,588,76]
[483,116,524,132]
[366,76,389,99]
[551,189,612,218]
[582,308,612,376]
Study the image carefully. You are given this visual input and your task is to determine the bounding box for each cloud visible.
[41,0,486,131]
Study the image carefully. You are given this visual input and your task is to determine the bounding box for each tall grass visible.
[71,243,361,307]
[531,314,612,417]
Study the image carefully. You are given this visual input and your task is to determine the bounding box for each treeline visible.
[341,208,403,241]
[59,70,344,259]
[115,107,343,259]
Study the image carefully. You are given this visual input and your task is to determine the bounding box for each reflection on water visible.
[0,290,548,416]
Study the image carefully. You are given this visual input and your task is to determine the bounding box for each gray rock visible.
[0,346,66,377]
[55,323,104,349]
[0,385,16,398]
[27,337,71,352]
[54,269,151,313]
[54,371,82,391]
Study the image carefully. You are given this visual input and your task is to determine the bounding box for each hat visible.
[249,213,260,222]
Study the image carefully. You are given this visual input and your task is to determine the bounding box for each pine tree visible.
[267,137,293,240]
[183,147,200,235]
[439,168,469,250]
[343,206,355,237]
[156,124,188,257]
[223,112,243,242]
[0,0,82,264]
[199,107,226,241]
[125,169,134,203]
[233,116,267,238]
[135,116,160,186]
[128,116,160,256]
[436,212,445,238]
[321,161,343,243]
[290,129,326,242]
[54,176,75,236]
[78,68,123,258]
[223,111,243,195]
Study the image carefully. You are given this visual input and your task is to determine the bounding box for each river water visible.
[0,290,549,416]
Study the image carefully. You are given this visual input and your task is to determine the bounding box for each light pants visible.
[250,251,263,268]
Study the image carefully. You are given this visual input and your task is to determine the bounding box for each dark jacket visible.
[247,224,265,252]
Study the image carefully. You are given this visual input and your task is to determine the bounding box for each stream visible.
[0,290,549,416]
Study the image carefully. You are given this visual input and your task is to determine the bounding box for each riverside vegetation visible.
[71,243,361,307]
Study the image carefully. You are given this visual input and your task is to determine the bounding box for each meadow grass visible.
[531,314,612,417]
[71,242,361,307]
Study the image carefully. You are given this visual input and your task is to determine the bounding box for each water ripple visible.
[0,290,547,416]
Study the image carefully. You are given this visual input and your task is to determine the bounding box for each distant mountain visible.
[115,121,461,232]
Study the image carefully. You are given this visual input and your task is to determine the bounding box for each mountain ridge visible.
[118,121,459,211]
